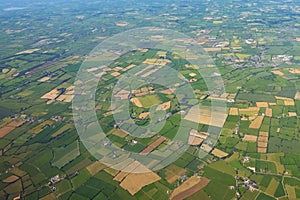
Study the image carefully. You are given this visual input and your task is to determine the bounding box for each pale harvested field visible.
[3,175,19,183]
[86,161,107,176]
[272,70,284,76]
[184,106,227,127]
[265,108,273,117]
[41,89,60,100]
[141,68,161,78]
[139,112,150,119]
[211,148,228,158]
[258,142,268,148]
[243,135,257,142]
[287,68,300,74]
[160,88,175,95]
[258,147,267,153]
[256,102,269,107]
[122,64,136,71]
[119,162,161,195]
[249,116,264,129]
[239,107,260,116]
[16,48,40,55]
[289,112,297,117]
[111,71,121,77]
[275,96,295,106]
[130,97,143,107]
[116,22,129,27]
[170,177,210,200]
[38,77,50,82]
[156,101,171,111]
[295,91,300,100]
[188,135,204,146]
[258,136,268,143]
[115,89,129,100]
[229,108,239,115]
[140,136,166,155]
[189,72,197,77]
[204,47,221,52]
[296,38,300,42]
[259,131,269,137]
[201,144,212,152]
[8,120,25,127]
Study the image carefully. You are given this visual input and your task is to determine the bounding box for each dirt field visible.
[140,136,166,155]
[211,148,228,158]
[3,175,19,183]
[243,135,258,142]
[249,116,264,129]
[116,22,129,27]
[0,120,25,138]
[229,108,239,115]
[258,147,267,153]
[188,135,204,146]
[265,108,273,117]
[170,177,210,200]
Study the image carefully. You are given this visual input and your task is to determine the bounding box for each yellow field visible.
[130,97,143,107]
[229,108,239,115]
[272,70,284,76]
[139,112,150,119]
[275,96,295,106]
[256,102,269,107]
[184,106,227,127]
[29,120,54,134]
[265,108,273,117]
[204,47,221,52]
[249,116,264,129]
[239,107,260,116]
[243,135,257,142]
[211,148,228,158]
[119,162,161,195]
